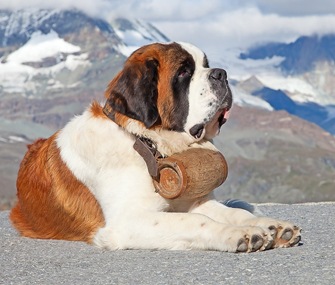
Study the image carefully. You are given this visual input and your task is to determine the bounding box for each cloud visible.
[0,0,112,17]
[152,7,335,55]
[105,0,335,20]
[1,0,335,54]
[2,0,335,19]
[0,0,226,19]
[108,0,228,21]
[235,0,335,16]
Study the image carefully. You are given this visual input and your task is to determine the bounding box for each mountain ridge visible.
[0,8,119,50]
[239,34,335,74]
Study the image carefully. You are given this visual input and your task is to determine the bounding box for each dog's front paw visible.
[246,217,302,249]
[269,222,302,248]
[226,226,273,253]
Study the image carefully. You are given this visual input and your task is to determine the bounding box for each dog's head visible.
[104,42,232,140]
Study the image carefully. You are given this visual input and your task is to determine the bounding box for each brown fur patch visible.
[9,133,105,243]
[104,43,191,131]
[90,101,109,119]
[104,71,122,99]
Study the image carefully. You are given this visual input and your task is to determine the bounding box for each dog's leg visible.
[93,211,273,253]
[191,195,301,249]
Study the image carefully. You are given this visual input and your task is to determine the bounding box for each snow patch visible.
[65,53,90,71]
[324,106,335,123]
[39,53,90,75]
[0,61,34,93]
[67,82,81,88]
[0,30,89,94]
[46,80,64,90]
[115,44,138,57]
[230,85,273,111]
[113,18,168,57]
[115,29,151,47]
[256,75,318,103]
[8,136,26,143]
[7,30,81,63]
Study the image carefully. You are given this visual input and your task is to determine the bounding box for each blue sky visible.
[2,0,335,54]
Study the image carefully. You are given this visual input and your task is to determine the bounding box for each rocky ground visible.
[1,203,334,284]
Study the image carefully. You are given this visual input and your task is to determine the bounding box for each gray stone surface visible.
[1,203,335,284]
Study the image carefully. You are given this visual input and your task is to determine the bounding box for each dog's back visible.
[10,135,104,243]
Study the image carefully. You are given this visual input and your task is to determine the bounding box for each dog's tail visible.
[221,199,263,216]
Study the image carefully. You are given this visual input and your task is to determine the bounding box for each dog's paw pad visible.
[251,234,264,251]
[280,228,293,242]
[275,225,302,248]
[248,218,302,249]
[237,235,249,252]
[268,225,278,239]
[289,235,301,246]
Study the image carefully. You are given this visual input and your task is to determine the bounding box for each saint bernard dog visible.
[10,42,301,252]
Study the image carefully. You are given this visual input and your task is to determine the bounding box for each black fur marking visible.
[203,53,210,68]
[106,59,159,129]
[167,44,196,132]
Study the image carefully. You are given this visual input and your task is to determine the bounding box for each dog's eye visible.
[178,71,187,77]
[178,70,191,77]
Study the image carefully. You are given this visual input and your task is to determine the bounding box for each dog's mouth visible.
[204,106,231,139]
[189,107,231,140]
[218,107,231,128]
[189,123,205,139]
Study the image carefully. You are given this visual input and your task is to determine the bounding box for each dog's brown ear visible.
[104,58,159,129]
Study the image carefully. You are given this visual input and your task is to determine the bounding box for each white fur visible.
[178,42,223,140]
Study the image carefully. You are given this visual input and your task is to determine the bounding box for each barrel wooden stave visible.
[153,149,228,199]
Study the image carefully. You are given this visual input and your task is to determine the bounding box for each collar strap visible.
[133,137,162,177]
[102,103,116,122]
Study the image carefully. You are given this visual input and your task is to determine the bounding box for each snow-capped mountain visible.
[0,8,120,51]
[215,34,335,135]
[0,9,117,99]
[0,8,169,100]
[238,34,335,107]
[240,35,335,76]
[112,18,170,56]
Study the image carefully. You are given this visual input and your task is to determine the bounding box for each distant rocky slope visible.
[1,8,334,209]
[214,105,335,203]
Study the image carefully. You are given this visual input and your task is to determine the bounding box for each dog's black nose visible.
[209,68,227,81]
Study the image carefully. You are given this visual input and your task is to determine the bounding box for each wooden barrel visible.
[153,149,228,199]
